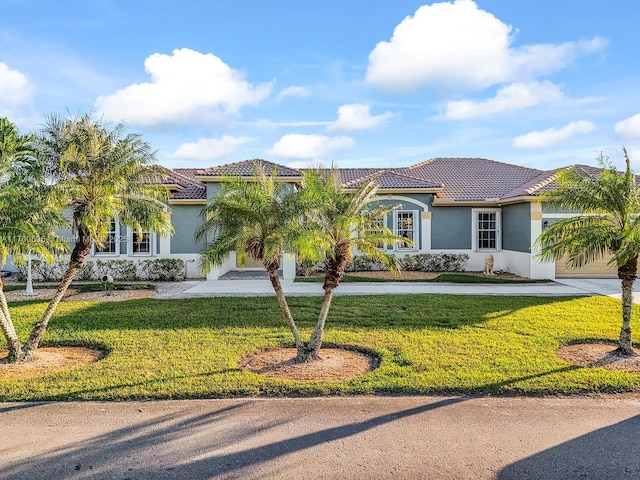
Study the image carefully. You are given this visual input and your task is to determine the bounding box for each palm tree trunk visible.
[23,234,92,360]
[0,277,24,362]
[266,265,305,353]
[617,256,638,356]
[302,287,334,362]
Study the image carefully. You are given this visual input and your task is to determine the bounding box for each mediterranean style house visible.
[79,157,617,280]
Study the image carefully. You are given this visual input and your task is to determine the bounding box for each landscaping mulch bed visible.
[239,347,378,381]
[0,347,106,380]
[556,342,640,373]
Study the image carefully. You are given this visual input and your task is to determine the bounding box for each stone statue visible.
[483,254,495,275]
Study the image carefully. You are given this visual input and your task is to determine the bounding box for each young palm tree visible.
[298,168,405,361]
[196,164,308,353]
[1,118,67,362]
[4,113,173,363]
[537,149,640,356]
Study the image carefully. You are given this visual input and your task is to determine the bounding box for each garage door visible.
[555,256,617,278]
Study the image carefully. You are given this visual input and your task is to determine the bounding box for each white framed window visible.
[93,219,120,255]
[129,229,157,256]
[472,209,501,251]
[394,210,418,251]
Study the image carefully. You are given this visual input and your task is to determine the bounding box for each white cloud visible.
[512,121,597,149]
[444,81,564,119]
[95,48,272,126]
[268,134,355,160]
[171,135,253,161]
[366,0,607,92]
[276,86,309,102]
[327,103,395,131]
[615,114,640,139]
[0,62,31,106]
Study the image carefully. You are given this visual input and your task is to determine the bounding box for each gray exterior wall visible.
[170,204,206,254]
[502,203,531,253]
[431,206,472,249]
[370,197,426,250]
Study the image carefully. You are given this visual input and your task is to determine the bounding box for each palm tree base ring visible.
[238,346,379,381]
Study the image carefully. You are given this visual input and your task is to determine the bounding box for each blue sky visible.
[2,0,640,171]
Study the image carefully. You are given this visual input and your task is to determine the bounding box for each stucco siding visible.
[170,205,206,254]
[502,203,531,253]
[431,206,472,249]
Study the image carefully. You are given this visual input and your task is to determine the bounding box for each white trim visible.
[472,208,501,252]
[91,219,121,256]
[379,195,430,211]
[128,228,157,256]
[393,210,418,251]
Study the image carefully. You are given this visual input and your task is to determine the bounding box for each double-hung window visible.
[394,210,417,251]
[93,220,119,255]
[132,232,152,255]
[473,209,501,251]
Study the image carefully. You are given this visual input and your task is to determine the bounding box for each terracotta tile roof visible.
[405,158,546,201]
[343,170,442,190]
[197,159,302,178]
[161,168,206,200]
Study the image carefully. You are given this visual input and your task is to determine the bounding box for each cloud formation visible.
[366,0,606,92]
[268,133,355,160]
[444,81,564,119]
[95,48,271,126]
[328,103,395,131]
[171,135,253,161]
[276,86,309,102]
[615,114,640,139]
[512,121,597,148]
[0,62,31,105]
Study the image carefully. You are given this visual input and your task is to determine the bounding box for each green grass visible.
[295,273,551,283]
[0,294,638,401]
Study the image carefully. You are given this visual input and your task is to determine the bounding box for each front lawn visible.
[0,294,638,400]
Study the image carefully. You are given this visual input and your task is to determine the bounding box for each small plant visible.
[140,258,185,281]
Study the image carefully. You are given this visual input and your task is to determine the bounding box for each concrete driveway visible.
[555,278,640,303]
[2,396,640,479]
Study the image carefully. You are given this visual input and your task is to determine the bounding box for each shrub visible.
[140,258,185,281]
[95,259,138,281]
[346,254,389,272]
[401,253,469,272]
[14,258,67,282]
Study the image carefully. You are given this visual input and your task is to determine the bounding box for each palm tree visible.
[298,168,405,361]
[5,113,173,363]
[196,163,308,354]
[537,149,640,356]
[0,117,67,362]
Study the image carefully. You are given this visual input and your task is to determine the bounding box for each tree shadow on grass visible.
[17,294,587,334]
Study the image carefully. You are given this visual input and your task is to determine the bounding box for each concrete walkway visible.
[2,396,640,479]
[155,277,639,300]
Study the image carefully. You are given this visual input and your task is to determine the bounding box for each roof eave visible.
[195,175,303,183]
[432,195,538,207]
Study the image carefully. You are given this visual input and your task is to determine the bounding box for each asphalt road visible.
[2,395,640,479]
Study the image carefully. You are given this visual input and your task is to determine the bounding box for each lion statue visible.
[483,254,495,275]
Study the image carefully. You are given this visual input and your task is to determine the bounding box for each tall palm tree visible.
[298,168,405,361]
[0,117,66,362]
[6,113,173,363]
[196,164,308,353]
[537,149,640,356]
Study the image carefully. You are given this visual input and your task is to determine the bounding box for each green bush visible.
[401,253,469,272]
[140,258,185,281]
[345,254,389,272]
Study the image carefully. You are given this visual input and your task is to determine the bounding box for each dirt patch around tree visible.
[556,342,640,373]
[0,346,106,380]
[239,347,379,381]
